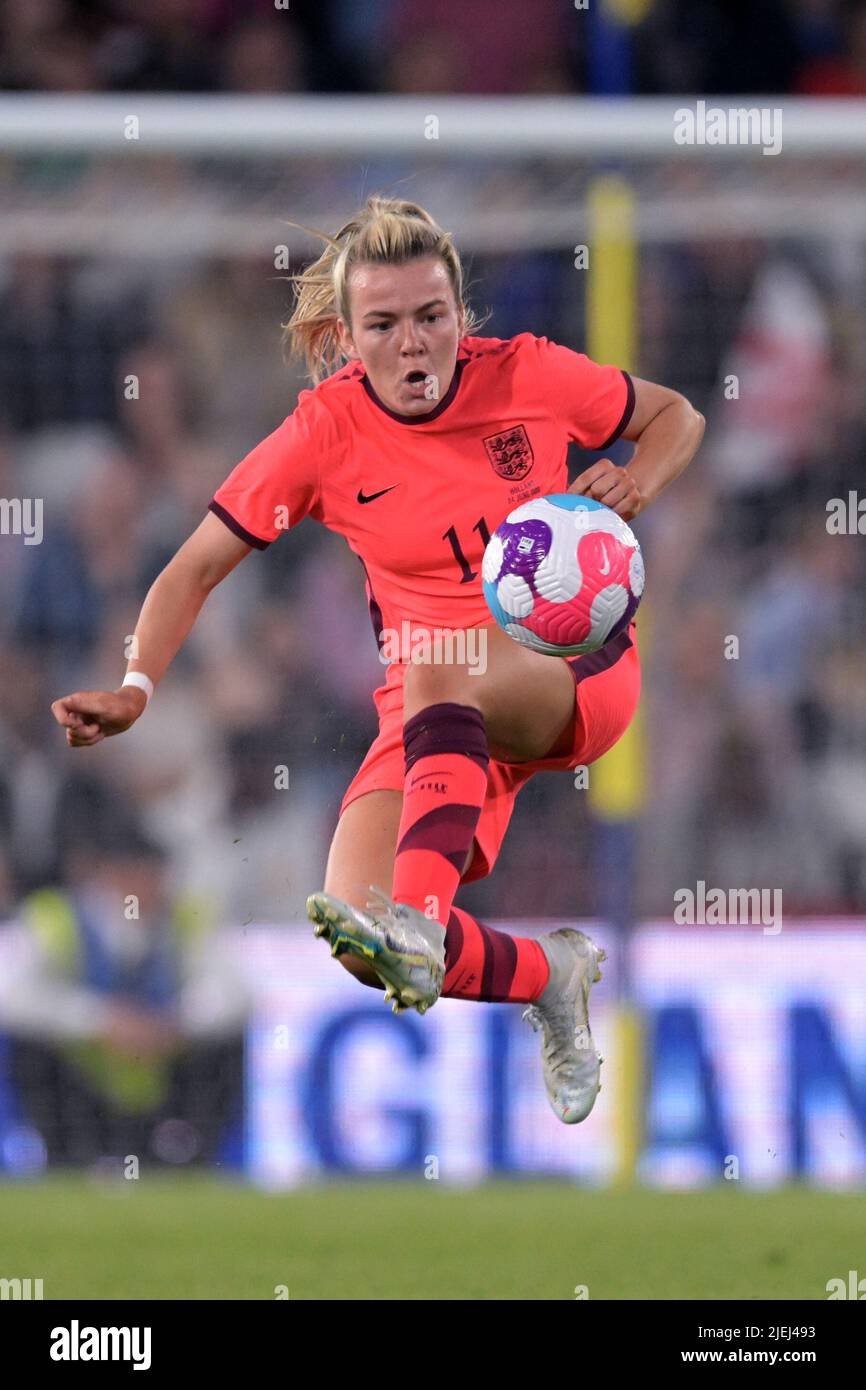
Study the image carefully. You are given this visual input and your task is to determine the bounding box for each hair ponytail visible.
[282,195,480,383]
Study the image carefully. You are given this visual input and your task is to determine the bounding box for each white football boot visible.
[523,928,606,1124]
[307,886,445,1015]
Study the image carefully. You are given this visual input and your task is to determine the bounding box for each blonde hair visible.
[282,195,481,383]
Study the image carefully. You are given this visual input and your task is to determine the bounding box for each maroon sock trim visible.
[403,702,489,774]
[396,803,482,869]
[444,909,464,975]
[479,920,518,1001]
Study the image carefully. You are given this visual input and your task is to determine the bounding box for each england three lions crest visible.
[483,425,534,481]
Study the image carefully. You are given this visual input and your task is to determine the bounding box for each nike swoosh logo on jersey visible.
[357,485,399,504]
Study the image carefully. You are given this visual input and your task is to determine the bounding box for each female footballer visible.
[52,197,704,1125]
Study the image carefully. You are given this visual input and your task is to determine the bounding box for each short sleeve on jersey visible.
[532,336,635,450]
[208,395,327,548]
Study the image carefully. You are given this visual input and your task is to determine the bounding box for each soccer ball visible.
[482,494,644,656]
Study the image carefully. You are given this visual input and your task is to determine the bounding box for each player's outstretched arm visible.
[50,512,252,748]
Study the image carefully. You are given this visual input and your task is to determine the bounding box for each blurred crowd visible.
[2,0,866,98]
[0,226,865,930]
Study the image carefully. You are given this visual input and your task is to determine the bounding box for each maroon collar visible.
[361,355,467,425]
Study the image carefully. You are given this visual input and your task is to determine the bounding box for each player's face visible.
[339,255,465,415]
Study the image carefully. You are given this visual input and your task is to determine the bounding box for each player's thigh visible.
[403,623,576,762]
[479,628,577,761]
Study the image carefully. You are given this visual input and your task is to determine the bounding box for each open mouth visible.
[403,370,428,385]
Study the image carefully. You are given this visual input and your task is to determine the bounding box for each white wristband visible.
[121,671,154,705]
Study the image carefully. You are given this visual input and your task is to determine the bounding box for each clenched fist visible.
[51,687,147,748]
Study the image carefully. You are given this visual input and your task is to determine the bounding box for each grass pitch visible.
[0,1177,861,1300]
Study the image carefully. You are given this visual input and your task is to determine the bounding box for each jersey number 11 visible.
[443,517,491,583]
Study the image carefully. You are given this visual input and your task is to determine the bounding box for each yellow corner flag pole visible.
[586,174,644,1186]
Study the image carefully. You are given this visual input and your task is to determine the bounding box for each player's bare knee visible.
[403,659,481,718]
[403,658,452,704]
